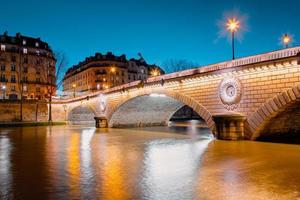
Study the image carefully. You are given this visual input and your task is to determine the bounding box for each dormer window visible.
[22,40,26,45]
[35,42,39,47]
[23,48,27,54]
[1,45,5,51]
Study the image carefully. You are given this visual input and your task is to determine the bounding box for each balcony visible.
[95,71,107,75]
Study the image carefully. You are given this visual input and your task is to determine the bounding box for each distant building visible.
[63,52,164,94]
[0,32,56,100]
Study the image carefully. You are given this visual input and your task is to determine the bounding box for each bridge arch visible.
[107,87,215,132]
[247,84,300,140]
[68,104,97,125]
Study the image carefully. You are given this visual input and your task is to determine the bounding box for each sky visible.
[0,0,300,71]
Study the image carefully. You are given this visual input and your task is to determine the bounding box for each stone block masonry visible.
[0,100,48,122]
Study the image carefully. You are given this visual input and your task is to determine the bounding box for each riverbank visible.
[0,121,67,127]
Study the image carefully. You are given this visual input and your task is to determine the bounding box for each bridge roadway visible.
[52,46,300,140]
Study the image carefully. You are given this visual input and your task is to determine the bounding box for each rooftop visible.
[0,31,52,52]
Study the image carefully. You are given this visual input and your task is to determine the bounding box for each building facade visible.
[63,52,164,95]
[0,32,56,100]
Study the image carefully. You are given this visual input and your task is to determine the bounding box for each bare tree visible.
[162,59,198,73]
[45,51,68,123]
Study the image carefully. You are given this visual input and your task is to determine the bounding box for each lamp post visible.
[2,85,5,99]
[282,34,291,48]
[226,18,240,60]
[72,84,76,98]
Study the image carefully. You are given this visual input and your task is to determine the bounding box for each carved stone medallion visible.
[219,77,242,110]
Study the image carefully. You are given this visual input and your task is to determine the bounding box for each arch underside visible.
[109,95,185,127]
[68,105,95,125]
[107,87,215,132]
[258,99,300,139]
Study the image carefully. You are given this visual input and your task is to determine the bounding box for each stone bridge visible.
[52,47,300,140]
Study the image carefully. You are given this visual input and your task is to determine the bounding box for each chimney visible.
[16,32,21,38]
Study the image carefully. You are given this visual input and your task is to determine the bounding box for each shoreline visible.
[0,121,67,127]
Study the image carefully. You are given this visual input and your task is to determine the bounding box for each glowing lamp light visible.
[110,67,116,73]
[2,85,6,90]
[72,84,76,88]
[150,68,160,77]
[226,18,240,33]
[282,34,291,48]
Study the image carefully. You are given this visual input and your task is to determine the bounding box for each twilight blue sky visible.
[1,0,299,70]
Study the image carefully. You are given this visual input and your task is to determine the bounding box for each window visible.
[36,68,40,74]
[1,45,5,51]
[23,57,28,64]
[97,84,100,90]
[22,40,26,45]
[11,56,16,62]
[11,64,16,71]
[22,76,28,82]
[23,48,27,54]
[141,69,144,74]
[36,77,40,83]
[36,87,40,92]
[11,75,16,83]
[1,74,5,82]
[23,85,27,92]
[23,67,28,73]
[1,64,5,71]
[35,42,39,47]
[36,50,40,56]
[11,85,15,91]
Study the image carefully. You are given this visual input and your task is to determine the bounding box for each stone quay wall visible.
[0,100,48,122]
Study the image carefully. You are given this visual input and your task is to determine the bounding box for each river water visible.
[0,121,300,200]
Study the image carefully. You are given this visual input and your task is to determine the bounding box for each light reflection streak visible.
[101,145,129,200]
[141,138,212,200]
[80,128,97,198]
[67,132,81,199]
[0,135,12,199]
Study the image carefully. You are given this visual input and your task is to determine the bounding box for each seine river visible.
[0,121,300,200]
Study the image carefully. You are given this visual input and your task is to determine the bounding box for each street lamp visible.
[226,18,240,60]
[72,84,76,98]
[2,85,6,99]
[150,68,160,77]
[110,67,116,73]
[282,34,291,48]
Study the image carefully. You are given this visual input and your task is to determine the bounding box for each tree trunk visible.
[20,87,23,121]
[36,101,38,122]
[49,95,52,122]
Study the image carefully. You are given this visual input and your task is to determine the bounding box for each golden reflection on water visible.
[67,131,81,199]
[101,145,129,200]
[1,125,300,200]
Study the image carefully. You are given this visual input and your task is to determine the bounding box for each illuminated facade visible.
[0,32,56,100]
[62,52,164,94]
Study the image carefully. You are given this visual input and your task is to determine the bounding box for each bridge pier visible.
[94,117,108,128]
[213,113,246,140]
